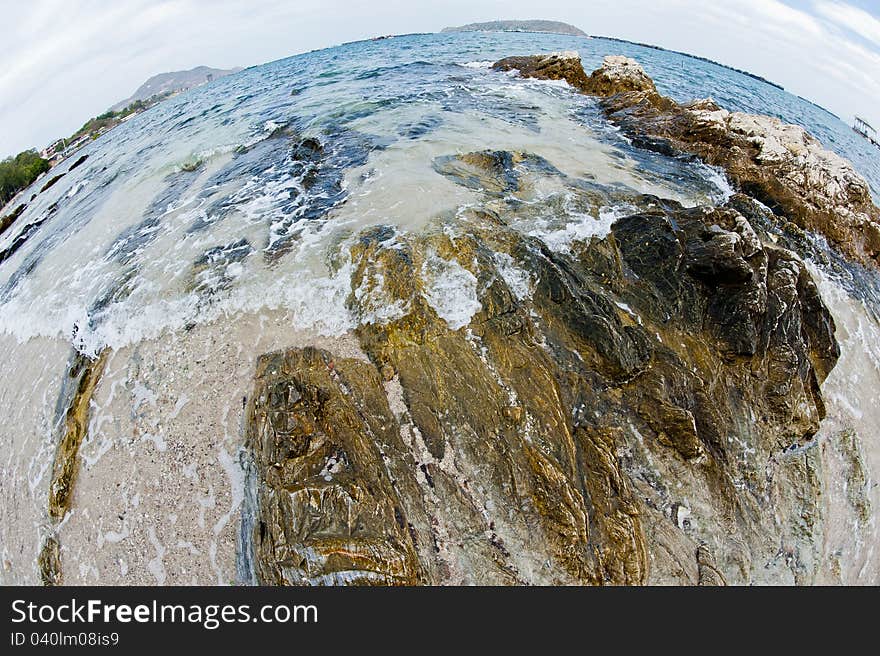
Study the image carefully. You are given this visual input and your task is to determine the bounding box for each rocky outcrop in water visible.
[603,94,880,267]
[38,349,109,585]
[496,53,880,268]
[493,52,593,91]
[240,136,843,583]
[580,54,658,96]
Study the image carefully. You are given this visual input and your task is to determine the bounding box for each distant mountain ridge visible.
[110,65,241,112]
[441,20,587,37]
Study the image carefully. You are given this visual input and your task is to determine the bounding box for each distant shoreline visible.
[7,28,846,165]
[441,19,587,37]
[592,35,785,91]
[434,28,841,121]
[590,35,843,121]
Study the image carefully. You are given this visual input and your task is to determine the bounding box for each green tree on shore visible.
[0,150,50,205]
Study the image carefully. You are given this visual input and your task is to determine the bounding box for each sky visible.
[2,0,880,157]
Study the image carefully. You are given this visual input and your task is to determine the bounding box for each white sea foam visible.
[696,162,735,202]
[0,231,356,357]
[353,270,411,325]
[460,61,494,69]
[421,250,482,330]
[492,252,532,301]
[525,202,636,254]
[0,51,744,359]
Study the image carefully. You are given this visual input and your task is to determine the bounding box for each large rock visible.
[241,160,841,584]
[492,51,592,91]
[493,53,657,96]
[602,92,880,266]
[243,347,425,585]
[582,55,658,96]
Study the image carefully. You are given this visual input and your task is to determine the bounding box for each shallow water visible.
[0,32,755,355]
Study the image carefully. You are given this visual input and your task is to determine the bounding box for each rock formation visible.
[493,51,593,91]
[39,349,109,585]
[233,56,880,585]
[496,53,880,267]
[240,136,845,583]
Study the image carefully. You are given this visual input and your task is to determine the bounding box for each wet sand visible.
[0,310,366,584]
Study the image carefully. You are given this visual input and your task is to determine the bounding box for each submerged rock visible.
[187,238,253,296]
[0,203,26,238]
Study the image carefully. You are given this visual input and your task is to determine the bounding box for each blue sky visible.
[1,0,880,156]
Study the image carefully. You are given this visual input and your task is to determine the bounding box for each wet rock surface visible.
[37,349,109,586]
[243,347,425,585]
[493,51,592,91]
[239,150,843,583]
[48,351,109,521]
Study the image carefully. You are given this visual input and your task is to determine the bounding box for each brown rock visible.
[492,51,880,268]
[48,350,109,521]
[492,51,592,91]
[592,62,880,267]
[38,536,62,586]
[581,55,658,96]
[230,191,835,585]
[243,347,426,585]
[696,543,727,586]
[503,405,523,423]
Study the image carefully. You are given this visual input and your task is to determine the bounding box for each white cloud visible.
[814,1,880,46]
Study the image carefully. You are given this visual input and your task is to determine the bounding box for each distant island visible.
[441,20,587,37]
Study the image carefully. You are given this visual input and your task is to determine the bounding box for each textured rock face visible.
[494,53,657,97]
[240,149,842,583]
[604,96,880,266]
[493,51,592,91]
[244,347,424,585]
[582,55,658,96]
[48,352,109,521]
[494,53,880,268]
[37,350,109,585]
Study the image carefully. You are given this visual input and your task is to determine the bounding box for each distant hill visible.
[441,20,587,37]
[110,65,241,112]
